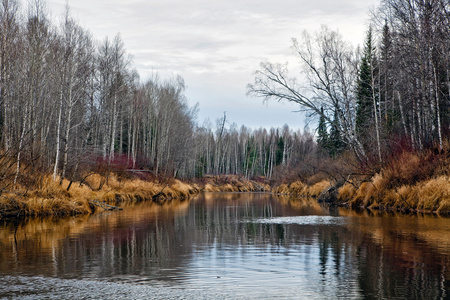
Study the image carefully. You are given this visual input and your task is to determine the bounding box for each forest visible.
[0,0,449,215]
[0,0,319,185]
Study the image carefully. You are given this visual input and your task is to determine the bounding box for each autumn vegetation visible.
[248,0,450,213]
[0,0,450,218]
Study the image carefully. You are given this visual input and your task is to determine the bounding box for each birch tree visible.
[248,26,366,161]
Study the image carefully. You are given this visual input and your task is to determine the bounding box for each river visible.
[0,193,449,299]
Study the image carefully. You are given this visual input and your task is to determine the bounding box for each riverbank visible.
[202,175,271,192]
[273,150,450,214]
[0,174,200,218]
[338,150,450,213]
[337,175,450,213]
[2,148,449,219]
[277,176,450,214]
[0,173,273,219]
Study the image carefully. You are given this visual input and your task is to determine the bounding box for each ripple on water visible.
[0,275,245,300]
[248,215,347,226]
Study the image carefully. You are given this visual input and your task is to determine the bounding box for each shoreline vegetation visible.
[1,1,450,220]
[0,173,273,219]
[1,148,449,220]
[275,149,450,214]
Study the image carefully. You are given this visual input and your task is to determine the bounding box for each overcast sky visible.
[45,0,379,130]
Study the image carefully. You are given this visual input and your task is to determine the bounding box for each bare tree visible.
[248,26,366,161]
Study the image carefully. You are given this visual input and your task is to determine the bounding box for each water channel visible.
[0,193,449,299]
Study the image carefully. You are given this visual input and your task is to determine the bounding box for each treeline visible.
[0,0,201,184]
[194,121,315,178]
[0,0,316,187]
[249,0,450,166]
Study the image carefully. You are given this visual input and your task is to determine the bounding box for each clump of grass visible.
[307,180,331,197]
[273,183,289,194]
[201,175,269,192]
[272,180,332,198]
[337,172,450,213]
[417,176,450,211]
[0,170,201,218]
[338,183,356,203]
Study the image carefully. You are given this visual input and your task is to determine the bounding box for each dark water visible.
[0,193,449,299]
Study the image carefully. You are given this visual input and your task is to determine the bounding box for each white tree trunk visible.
[53,86,64,181]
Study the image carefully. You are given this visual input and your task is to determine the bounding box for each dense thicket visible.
[249,0,450,167]
[0,0,316,187]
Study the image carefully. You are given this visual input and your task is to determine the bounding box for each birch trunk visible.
[53,84,64,181]
[433,66,443,150]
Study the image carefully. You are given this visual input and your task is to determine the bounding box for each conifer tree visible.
[356,27,376,137]
[329,109,346,157]
[356,26,382,162]
[317,107,329,155]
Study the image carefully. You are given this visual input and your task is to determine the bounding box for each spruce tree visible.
[356,27,376,137]
[317,107,329,154]
[329,109,346,157]
[356,26,382,162]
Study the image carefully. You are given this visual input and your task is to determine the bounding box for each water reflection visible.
[0,193,448,299]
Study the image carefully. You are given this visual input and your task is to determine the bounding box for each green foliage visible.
[317,108,346,158]
[328,110,346,157]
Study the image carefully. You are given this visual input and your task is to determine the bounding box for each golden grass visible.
[308,180,331,197]
[0,173,200,218]
[337,173,450,213]
[201,175,270,193]
[417,177,450,212]
[273,180,332,198]
[338,183,356,202]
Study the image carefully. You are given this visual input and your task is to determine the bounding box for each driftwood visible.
[318,181,344,203]
[152,185,169,201]
[89,199,123,211]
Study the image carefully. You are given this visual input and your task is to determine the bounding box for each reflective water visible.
[0,193,449,299]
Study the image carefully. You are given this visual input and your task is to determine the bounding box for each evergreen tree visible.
[356,26,382,163]
[317,107,329,155]
[329,109,346,157]
[356,27,376,137]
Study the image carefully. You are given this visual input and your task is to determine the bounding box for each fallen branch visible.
[318,181,344,203]
[89,199,123,211]
[152,185,169,201]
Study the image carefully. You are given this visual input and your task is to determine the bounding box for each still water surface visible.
[0,193,449,299]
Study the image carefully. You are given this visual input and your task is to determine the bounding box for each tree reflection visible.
[0,193,448,298]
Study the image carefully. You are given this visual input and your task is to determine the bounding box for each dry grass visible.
[0,172,200,218]
[308,180,331,197]
[273,180,332,198]
[417,177,450,212]
[338,183,356,202]
[201,175,270,193]
[337,172,450,213]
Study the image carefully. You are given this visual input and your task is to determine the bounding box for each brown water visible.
[0,193,449,299]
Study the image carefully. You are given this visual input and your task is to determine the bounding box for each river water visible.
[0,193,449,299]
